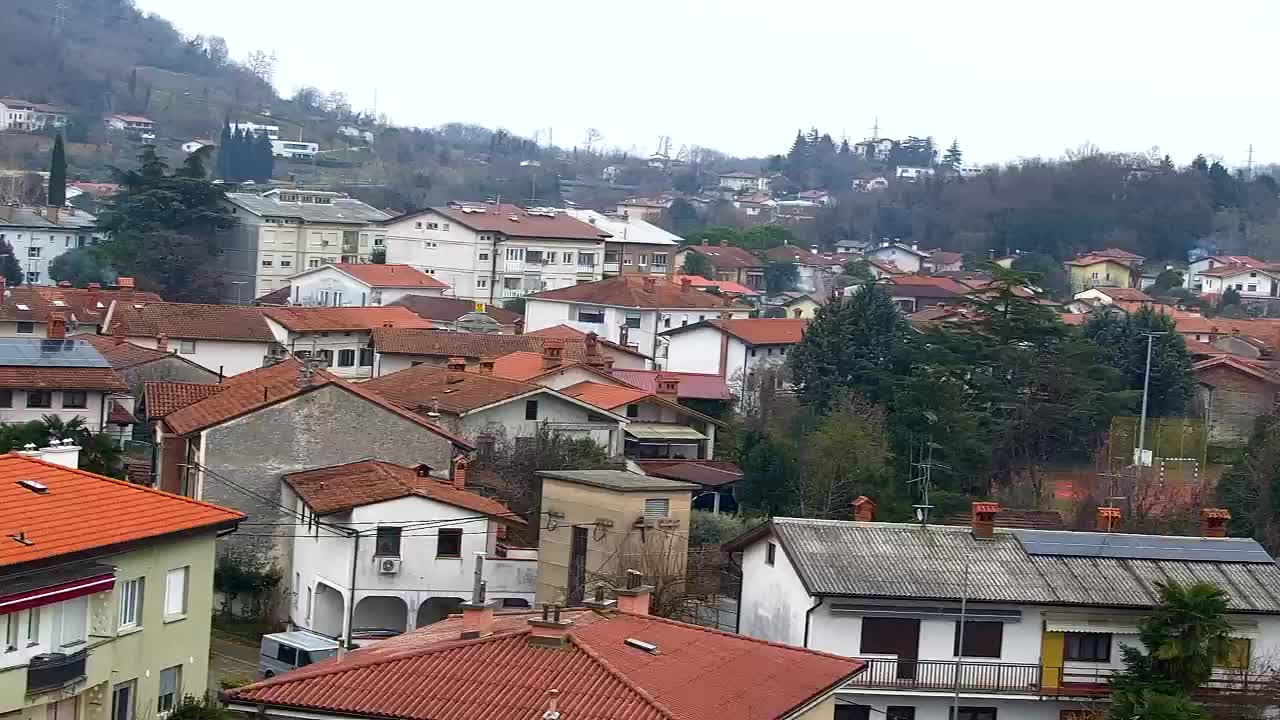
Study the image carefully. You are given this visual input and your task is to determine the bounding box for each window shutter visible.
[643,498,669,519]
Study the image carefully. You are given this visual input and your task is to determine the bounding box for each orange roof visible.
[0,454,242,568]
[365,365,545,415]
[0,366,126,392]
[486,352,624,386]
[284,459,522,522]
[422,204,611,240]
[374,327,648,360]
[1192,355,1280,385]
[1064,254,1135,267]
[669,274,760,296]
[144,381,224,418]
[561,380,653,409]
[83,335,173,369]
[685,243,765,269]
[325,263,449,289]
[227,609,863,720]
[529,275,752,310]
[663,318,807,345]
[265,306,432,332]
[1087,287,1155,302]
[0,285,162,325]
[108,302,277,342]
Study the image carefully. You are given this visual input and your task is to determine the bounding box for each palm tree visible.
[39,414,123,478]
[1139,581,1234,692]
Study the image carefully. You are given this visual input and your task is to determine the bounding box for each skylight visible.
[15,304,28,310]
[17,479,48,494]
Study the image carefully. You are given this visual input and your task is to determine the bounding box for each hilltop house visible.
[1185,255,1264,292]
[863,242,929,274]
[921,249,964,273]
[764,244,843,295]
[883,275,971,313]
[1064,248,1144,293]
[262,306,432,380]
[1197,263,1280,300]
[718,170,771,193]
[284,263,449,306]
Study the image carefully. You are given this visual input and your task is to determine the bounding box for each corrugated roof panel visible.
[1220,564,1280,611]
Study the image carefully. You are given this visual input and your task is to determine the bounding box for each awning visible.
[625,423,707,441]
[1043,615,1140,635]
[0,563,116,613]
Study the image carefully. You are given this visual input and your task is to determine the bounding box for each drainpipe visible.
[803,595,824,648]
[490,237,501,306]
[343,530,359,653]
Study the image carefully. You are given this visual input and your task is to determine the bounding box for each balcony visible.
[501,288,526,299]
[26,650,87,694]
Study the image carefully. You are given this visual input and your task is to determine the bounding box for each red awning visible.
[0,573,115,614]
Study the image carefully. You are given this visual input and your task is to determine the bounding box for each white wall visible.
[736,530,811,647]
[834,694,1060,720]
[1205,271,1278,298]
[664,326,730,375]
[525,300,749,366]
[0,389,109,430]
[461,393,622,455]
[865,246,923,274]
[0,224,104,286]
[124,336,272,377]
[266,322,375,379]
[526,365,617,391]
[287,267,447,307]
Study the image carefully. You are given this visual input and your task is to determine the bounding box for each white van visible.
[258,631,339,678]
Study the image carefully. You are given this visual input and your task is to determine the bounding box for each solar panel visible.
[1013,529,1274,564]
[0,338,109,368]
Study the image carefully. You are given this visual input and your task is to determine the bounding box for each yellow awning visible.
[625,423,707,441]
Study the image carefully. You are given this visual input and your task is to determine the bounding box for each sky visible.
[135,0,1280,168]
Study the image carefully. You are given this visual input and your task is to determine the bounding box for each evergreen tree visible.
[216,120,232,180]
[253,131,274,182]
[1081,305,1191,416]
[229,127,247,182]
[943,139,963,168]
[0,237,22,287]
[47,134,66,208]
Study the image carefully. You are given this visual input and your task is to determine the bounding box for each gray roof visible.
[757,518,1280,613]
[0,206,98,230]
[536,470,698,492]
[225,193,390,225]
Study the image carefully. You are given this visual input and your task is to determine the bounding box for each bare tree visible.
[244,50,277,84]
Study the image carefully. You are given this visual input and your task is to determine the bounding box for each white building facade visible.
[863,243,928,274]
[0,207,103,286]
[284,264,448,307]
[563,209,678,277]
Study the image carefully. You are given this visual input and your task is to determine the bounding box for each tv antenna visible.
[907,412,948,525]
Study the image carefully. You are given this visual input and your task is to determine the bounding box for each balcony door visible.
[860,617,921,680]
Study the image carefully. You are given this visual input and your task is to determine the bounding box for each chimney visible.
[1201,508,1231,538]
[719,311,732,321]
[297,358,315,388]
[541,338,564,369]
[680,277,692,292]
[117,277,135,296]
[459,553,496,639]
[582,584,617,611]
[38,438,80,469]
[87,282,101,290]
[655,374,679,401]
[56,280,71,288]
[46,205,60,224]
[643,276,657,292]
[528,604,573,648]
[112,316,128,345]
[514,319,524,335]
[451,454,470,490]
[852,495,877,522]
[971,501,999,540]
[47,311,67,340]
[701,239,709,246]
[478,357,495,375]
[1097,506,1121,533]
[616,569,652,615]
[719,239,729,248]
[156,333,168,352]
[446,356,467,372]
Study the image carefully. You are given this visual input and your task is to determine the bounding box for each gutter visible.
[803,595,824,648]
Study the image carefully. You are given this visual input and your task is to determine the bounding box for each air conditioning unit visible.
[378,558,401,574]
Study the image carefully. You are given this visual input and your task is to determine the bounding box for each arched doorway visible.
[415,597,463,628]
[313,583,344,638]
[353,596,408,633]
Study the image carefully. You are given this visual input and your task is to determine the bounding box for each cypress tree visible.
[229,127,246,182]
[216,120,232,180]
[254,131,274,182]
[48,134,66,208]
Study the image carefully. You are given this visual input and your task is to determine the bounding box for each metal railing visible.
[26,650,87,693]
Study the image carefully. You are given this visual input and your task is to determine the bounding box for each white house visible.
[104,114,155,135]
[727,505,1280,720]
[283,458,536,637]
[895,166,935,181]
[382,202,611,304]
[564,209,678,277]
[1197,262,1280,299]
[229,122,280,140]
[863,241,930,274]
[522,276,752,366]
[763,244,843,294]
[338,125,375,143]
[718,171,770,193]
[0,205,103,286]
[1184,255,1262,292]
[271,140,319,159]
[182,139,215,154]
[104,301,283,377]
[0,98,66,132]
[284,263,449,307]
[0,330,130,432]
[262,306,432,380]
[854,138,895,162]
[661,318,806,389]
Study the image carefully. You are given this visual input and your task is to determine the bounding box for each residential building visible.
[0,280,158,337]
[1071,286,1156,306]
[0,206,104,286]
[104,114,155,135]
[884,275,971,313]
[225,585,864,720]
[1197,263,1280,299]
[390,295,522,333]
[732,193,777,221]
[181,139,214,154]
[220,189,392,303]
[0,451,242,720]
[104,302,282,377]
[614,196,670,222]
[282,263,448,307]
[662,318,806,384]
[853,174,890,192]
[921,249,964,273]
[718,170,771,193]
[765,244,843,294]
[774,200,820,222]
[560,376,723,459]
[607,368,733,404]
[271,140,318,159]
[363,358,628,455]
[1185,255,1263,292]
[636,459,743,514]
[1065,249,1143,292]
[669,274,761,302]
[83,334,217,414]
[262,306,431,380]
[564,209,678,277]
[522,275,752,364]
[381,202,610,304]
[797,189,834,205]
[1193,355,1280,446]
[370,326,649,376]
[283,459,534,637]
[863,241,929,274]
[0,98,36,131]
[728,505,1280,720]
[228,122,279,140]
[835,239,867,255]
[673,240,766,290]
[780,292,827,319]
[0,326,129,432]
[853,137,895,162]
[337,125,374,143]
[895,166,935,181]
[480,344,628,391]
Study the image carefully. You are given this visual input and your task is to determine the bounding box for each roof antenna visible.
[907,412,947,526]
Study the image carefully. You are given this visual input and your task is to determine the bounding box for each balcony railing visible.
[27,650,87,693]
[848,658,1260,698]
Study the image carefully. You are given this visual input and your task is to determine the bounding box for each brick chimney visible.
[541,338,564,369]
[1097,506,1121,533]
[643,276,657,292]
[1201,508,1231,538]
[459,553,496,639]
[112,316,128,345]
[681,277,693,292]
[46,205,60,224]
[971,501,999,540]
[451,454,470,490]
[56,280,71,288]
[87,282,101,290]
[852,495,876,522]
[655,374,679,401]
[528,604,573,649]
[584,333,606,367]
[117,277,135,297]
[616,569,652,615]
[446,356,467,372]
[478,357,495,375]
[47,311,67,340]
[701,239,709,246]
[156,333,168,352]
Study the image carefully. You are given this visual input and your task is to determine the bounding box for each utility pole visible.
[1135,332,1167,491]
[1247,144,1255,182]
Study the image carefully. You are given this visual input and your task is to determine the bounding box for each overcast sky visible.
[135,0,1278,167]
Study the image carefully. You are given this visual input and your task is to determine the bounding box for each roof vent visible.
[17,480,48,494]
[624,638,659,654]
[8,531,33,546]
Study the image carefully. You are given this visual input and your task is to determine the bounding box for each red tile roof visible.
[264,306,432,333]
[925,249,965,267]
[82,335,175,369]
[886,275,971,298]
[0,453,242,568]
[1094,247,1144,260]
[373,327,647,360]
[561,381,653,410]
[1192,355,1280,385]
[1205,255,1264,266]
[0,286,162,325]
[685,243,764,269]
[1086,287,1155,302]
[391,295,522,324]
[254,286,291,306]
[0,366,126,392]
[663,318,807,346]
[1064,254,1136,268]
[1198,263,1280,278]
[324,263,450,289]
[363,365,542,415]
[669,274,760,296]
[107,401,138,426]
[764,245,842,267]
[528,275,752,309]
[144,381,224,418]
[486,352,624,386]
[227,609,863,720]
[284,459,521,522]
[607,369,732,400]
[419,204,611,240]
[107,302,277,342]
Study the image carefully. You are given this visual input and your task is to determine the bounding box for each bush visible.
[689,511,762,546]
[168,695,232,720]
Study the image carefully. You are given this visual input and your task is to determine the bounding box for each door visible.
[110,682,133,720]
[567,526,588,605]
[895,619,921,680]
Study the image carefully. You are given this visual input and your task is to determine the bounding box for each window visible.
[1063,632,1111,662]
[835,707,870,720]
[653,252,668,267]
[275,643,298,665]
[178,340,196,354]
[576,306,605,323]
[886,708,916,720]
[359,347,374,367]
[525,399,539,420]
[27,246,41,258]
[953,620,1003,658]
[415,222,422,229]
[58,596,87,646]
[309,258,321,269]
[111,681,135,720]
[479,252,489,261]
[860,617,917,654]
[639,253,648,265]
[157,665,181,715]
[507,247,524,261]
[643,498,670,519]
[261,256,274,267]
[476,277,488,289]
[437,528,463,557]
[578,252,596,268]
[950,708,996,720]
[62,391,87,409]
[1251,272,1259,278]
[375,526,402,557]
[374,236,385,247]
[119,578,144,630]
[477,435,497,459]
[623,254,633,266]
[626,404,639,418]
[624,311,641,329]
[279,258,292,268]
[16,322,33,334]
[337,349,356,367]
[1248,284,1258,293]
[4,612,17,651]
[26,390,52,409]
[663,315,671,329]
[765,542,776,566]
[25,271,39,284]
[562,252,574,265]
[163,567,188,619]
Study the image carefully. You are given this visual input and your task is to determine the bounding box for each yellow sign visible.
[474,303,486,313]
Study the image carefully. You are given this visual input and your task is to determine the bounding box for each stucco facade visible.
[121,336,275,378]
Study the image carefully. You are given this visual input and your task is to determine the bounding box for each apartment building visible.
[0,327,130,432]
[381,202,611,303]
[563,209,678,277]
[220,189,391,303]
[0,206,103,286]
[0,99,66,132]
[284,263,449,307]
[262,306,432,380]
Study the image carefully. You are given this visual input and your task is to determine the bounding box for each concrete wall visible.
[0,224,104,286]
[664,326,727,375]
[525,300,749,365]
[124,336,273,377]
[864,246,923,274]
[1203,271,1279,298]
[0,390,109,430]
[736,529,810,647]
[456,395,622,455]
[1196,365,1276,446]
[116,356,219,402]
[269,324,375,380]
[287,268,447,307]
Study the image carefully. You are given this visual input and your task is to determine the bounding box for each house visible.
[780,292,827,318]
[337,125,375,143]
[104,302,283,377]
[523,275,753,363]
[1172,315,1280,350]
[225,579,864,720]
[673,240,766,290]
[1193,355,1280,446]
[835,239,867,255]
[104,114,155,135]
[662,318,806,386]
[1071,286,1155,306]
[1064,253,1140,292]
[863,241,930,274]
[636,459,744,513]
[283,459,534,637]
[668,274,761,301]
[921,249,964,273]
[718,170,771,193]
[727,504,1280,720]
[765,244,843,295]
[561,377,722,459]
[282,263,448,307]
[853,174,890,192]
[895,166,935,181]
[381,202,610,304]
[732,195,777,222]
[262,306,432,380]
[0,205,104,286]
[607,368,733,403]
[83,334,218,409]
[390,295,522,333]
[1185,255,1264,292]
[884,275,971,313]
[775,200,820,223]
[220,189,392,303]
[854,137,895,161]
[1197,263,1280,300]
[797,189,834,205]
[181,139,214,154]
[363,357,628,455]
[371,326,647,375]
[564,209,678,277]
[0,98,37,131]
[614,196,670,222]
[228,122,280,140]
[0,280,158,337]
[0,451,242,720]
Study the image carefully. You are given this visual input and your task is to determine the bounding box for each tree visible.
[216,120,232,180]
[665,199,700,235]
[1151,269,1185,295]
[1084,305,1192,417]
[0,236,22,287]
[370,247,386,264]
[942,139,963,168]
[1217,416,1280,553]
[681,251,714,278]
[244,50,277,84]
[0,416,122,478]
[253,131,275,182]
[791,397,892,518]
[47,134,66,208]
[1009,253,1070,298]
[50,246,116,287]
[1221,286,1241,308]
[763,261,799,296]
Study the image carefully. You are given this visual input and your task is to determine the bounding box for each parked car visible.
[258,631,339,678]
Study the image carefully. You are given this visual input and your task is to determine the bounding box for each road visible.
[209,633,259,692]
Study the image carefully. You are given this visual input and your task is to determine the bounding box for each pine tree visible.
[216,120,232,180]
[253,131,274,182]
[943,139,963,168]
[48,134,66,208]
[229,127,246,182]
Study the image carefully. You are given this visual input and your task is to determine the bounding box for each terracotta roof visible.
[865,258,905,274]
[1198,263,1280,278]
[284,459,521,522]
[1205,255,1264,266]
[106,401,137,426]
[254,286,291,306]
[227,609,863,720]
[82,335,174,369]
[1094,247,1144,260]
[264,306,432,333]
[528,275,752,309]
[1059,313,1088,326]
[391,295,522,324]
[110,114,152,123]
[1192,355,1280,385]
[685,243,764,269]
[486,352,624,386]
[107,302,277,342]
[662,318,807,346]
[144,381,224,418]
[1064,254,1135,268]
[0,364,125,392]
[561,381,653,410]
[886,275,971,298]
[608,369,732,400]
[520,325,647,358]
[0,286,161,325]
[924,250,964,267]
[1087,287,1155,302]
[1184,338,1225,356]
[373,327,648,360]
[411,204,611,240]
[317,263,450,289]
[763,245,842,267]
[668,274,760,296]
[0,454,242,568]
[364,365,543,415]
